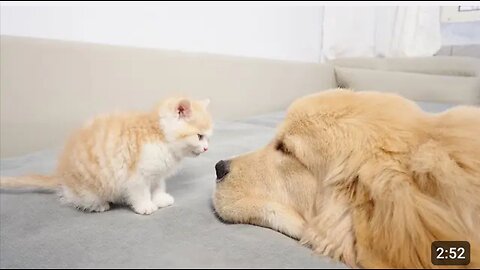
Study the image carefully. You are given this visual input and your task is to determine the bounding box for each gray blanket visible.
[0,101,454,268]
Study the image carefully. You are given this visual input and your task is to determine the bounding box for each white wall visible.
[441,21,480,46]
[0,4,323,62]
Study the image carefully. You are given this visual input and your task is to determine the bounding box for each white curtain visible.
[322,6,442,60]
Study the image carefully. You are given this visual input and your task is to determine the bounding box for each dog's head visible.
[213,89,424,231]
[213,89,480,268]
[212,138,318,238]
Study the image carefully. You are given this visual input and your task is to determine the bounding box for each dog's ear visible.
[355,158,470,268]
[283,131,331,172]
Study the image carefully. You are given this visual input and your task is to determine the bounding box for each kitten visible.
[0,97,213,215]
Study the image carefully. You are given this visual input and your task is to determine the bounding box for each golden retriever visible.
[213,89,480,268]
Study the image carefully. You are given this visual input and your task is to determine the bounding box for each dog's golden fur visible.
[213,89,480,268]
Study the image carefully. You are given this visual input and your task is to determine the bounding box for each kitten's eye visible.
[197,134,204,140]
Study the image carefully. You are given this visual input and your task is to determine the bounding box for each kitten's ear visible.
[201,99,210,108]
[177,99,192,118]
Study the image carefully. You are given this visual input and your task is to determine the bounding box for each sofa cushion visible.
[335,66,480,104]
[330,56,480,77]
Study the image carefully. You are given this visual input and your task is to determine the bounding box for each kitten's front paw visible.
[89,202,111,213]
[132,201,158,215]
[153,193,175,208]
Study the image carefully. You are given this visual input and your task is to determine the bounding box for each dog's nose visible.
[215,160,230,181]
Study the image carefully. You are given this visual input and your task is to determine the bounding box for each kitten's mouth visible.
[192,151,202,156]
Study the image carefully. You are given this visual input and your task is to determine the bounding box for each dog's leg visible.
[302,192,357,268]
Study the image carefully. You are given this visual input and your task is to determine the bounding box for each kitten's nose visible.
[203,147,208,152]
[215,160,230,181]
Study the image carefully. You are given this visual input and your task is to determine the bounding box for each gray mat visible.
[0,101,454,268]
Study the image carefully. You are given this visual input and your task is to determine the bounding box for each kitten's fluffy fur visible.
[0,97,213,215]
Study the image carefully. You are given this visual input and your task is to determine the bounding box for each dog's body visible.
[213,89,480,268]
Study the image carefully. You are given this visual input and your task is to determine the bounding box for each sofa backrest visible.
[0,36,336,158]
[330,57,480,105]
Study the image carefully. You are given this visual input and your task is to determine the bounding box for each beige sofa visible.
[1,35,479,158]
[331,57,480,105]
[0,36,335,158]
[1,35,479,269]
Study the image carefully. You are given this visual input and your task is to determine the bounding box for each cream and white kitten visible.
[0,97,213,215]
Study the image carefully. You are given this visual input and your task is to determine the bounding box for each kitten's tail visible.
[0,175,60,190]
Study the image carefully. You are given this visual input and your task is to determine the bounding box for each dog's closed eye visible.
[275,141,290,154]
